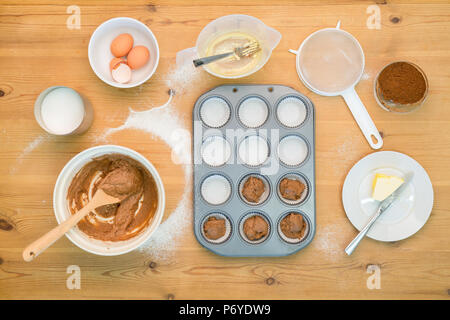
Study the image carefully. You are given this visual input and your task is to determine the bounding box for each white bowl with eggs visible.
[53,145,166,256]
[88,17,160,88]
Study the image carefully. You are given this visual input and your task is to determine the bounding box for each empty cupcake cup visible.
[277,135,309,167]
[276,96,308,128]
[238,135,270,167]
[201,135,232,167]
[199,96,231,128]
[200,174,232,205]
[237,96,269,128]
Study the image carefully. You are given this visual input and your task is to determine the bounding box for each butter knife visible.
[344,172,413,255]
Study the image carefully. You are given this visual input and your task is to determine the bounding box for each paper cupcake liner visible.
[237,96,269,129]
[238,173,271,206]
[277,134,309,167]
[200,135,232,167]
[237,134,270,167]
[277,173,310,206]
[199,96,231,128]
[200,212,233,245]
[238,212,271,245]
[277,211,310,244]
[200,173,232,206]
[275,96,308,128]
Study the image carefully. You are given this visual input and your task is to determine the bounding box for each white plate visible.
[342,151,433,242]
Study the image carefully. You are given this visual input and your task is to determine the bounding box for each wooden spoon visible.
[23,189,120,262]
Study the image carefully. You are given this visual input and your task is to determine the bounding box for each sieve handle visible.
[342,88,383,149]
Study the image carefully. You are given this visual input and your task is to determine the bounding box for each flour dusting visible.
[10,134,49,174]
[313,224,345,261]
[361,72,371,81]
[99,60,201,261]
[100,92,192,261]
[165,58,202,94]
[331,134,361,177]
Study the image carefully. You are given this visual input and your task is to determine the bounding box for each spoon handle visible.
[193,52,234,67]
[345,206,382,256]
[22,203,93,262]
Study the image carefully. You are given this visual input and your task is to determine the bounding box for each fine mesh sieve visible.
[289,21,383,149]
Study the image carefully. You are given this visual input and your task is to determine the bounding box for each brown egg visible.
[127,46,150,69]
[110,33,134,58]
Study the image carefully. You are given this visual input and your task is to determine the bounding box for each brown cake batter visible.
[280,213,307,240]
[241,176,265,203]
[279,178,305,201]
[203,216,227,240]
[243,215,268,241]
[67,154,158,241]
[98,161,143,200]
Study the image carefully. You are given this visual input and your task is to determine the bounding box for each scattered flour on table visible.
[361,72,371,81]
[336,136,359,158]
[165,58,202,95]
[9,60,202,260]
[331,134,361,177]
[99,62,202,261]
[101,93,192,262]
[9,133,49,174]
[312,224,345,262]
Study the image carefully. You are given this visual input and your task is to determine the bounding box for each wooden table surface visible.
[1,0,449,300]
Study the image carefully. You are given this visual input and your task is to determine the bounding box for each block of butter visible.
[372,173,404,201]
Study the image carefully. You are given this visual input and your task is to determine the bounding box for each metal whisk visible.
[193,41,261,67]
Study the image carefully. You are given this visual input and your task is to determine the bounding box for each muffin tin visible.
[193,84,315,257]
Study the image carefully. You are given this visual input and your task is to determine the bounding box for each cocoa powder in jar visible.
[377,61,427,105]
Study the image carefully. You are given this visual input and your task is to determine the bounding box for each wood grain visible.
[0,0,449,299]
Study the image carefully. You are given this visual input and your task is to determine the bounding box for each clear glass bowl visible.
[374,61,429,114]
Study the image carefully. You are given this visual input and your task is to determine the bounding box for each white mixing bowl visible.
[53,145,165,256]
[88,17,160,88]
